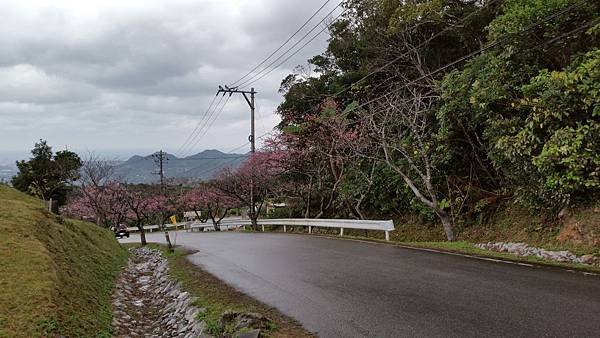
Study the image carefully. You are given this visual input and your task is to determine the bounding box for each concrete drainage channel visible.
[112,247,266,338]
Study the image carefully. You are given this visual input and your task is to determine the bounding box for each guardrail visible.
[130,218,395,241]
[126,223,185,233]
[188,223,243,232]
[214,218,395,241]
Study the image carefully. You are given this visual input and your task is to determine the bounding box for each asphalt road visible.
[121,232,600,337]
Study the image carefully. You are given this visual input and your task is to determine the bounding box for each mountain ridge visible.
[114,149,247,184]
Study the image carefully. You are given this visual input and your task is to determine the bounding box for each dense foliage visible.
[270,0,599,240]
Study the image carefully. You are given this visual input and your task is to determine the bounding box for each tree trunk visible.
[436,209,455,242]
[208,206,221,231]
[250,217,259,231]
[164,230,174,253]
[210,216,220,231]
[139,226,147,246]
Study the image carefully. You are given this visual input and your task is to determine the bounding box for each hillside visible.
[0,185,127,337]
[114,149,247,183]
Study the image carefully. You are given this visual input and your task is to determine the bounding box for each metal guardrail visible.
[126,223,185,233]
[202,218,395,241]
[129,218,395,241]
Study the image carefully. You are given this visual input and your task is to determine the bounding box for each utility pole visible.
[217,85,257,223]
[152,150,168,193]
[153,149,174,252]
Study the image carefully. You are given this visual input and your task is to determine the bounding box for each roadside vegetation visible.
[0,185,127,337]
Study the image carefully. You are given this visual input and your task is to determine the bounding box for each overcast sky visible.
[0,0,338,163]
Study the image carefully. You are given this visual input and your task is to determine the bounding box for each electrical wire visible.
[330,0,502,99]
[175,131,273,179]
[228,0,336,87]
[237,3,346,89]
[179,95,232,158]
[339,0,591,118]
[175,94,222,157]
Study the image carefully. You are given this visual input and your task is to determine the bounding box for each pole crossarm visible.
[217,86,257,109]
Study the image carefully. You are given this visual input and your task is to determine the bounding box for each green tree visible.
[12,140,82,205]
[437,0,599,209]
[498,48,600,206]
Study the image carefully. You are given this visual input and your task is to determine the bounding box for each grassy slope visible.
[0,186,127,337]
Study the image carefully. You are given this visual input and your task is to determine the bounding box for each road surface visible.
[121,232,600,337]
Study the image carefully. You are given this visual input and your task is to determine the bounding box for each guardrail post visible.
[340,228,344,236]
[308,226,312,234]
[261,225,265,232]
[283,225,287,233]
[385,231,390,241]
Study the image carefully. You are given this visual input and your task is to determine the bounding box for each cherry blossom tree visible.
[180,184,238,231]
[66,182,128,229]
[274,98,374,219]
[123,188,156,246]
[78,155,118,226]
[215,150,285,230]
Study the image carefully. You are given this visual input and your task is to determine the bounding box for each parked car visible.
[114,225,130,239]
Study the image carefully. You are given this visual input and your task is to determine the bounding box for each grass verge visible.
[0,186,128,337]
[124,243,313,337]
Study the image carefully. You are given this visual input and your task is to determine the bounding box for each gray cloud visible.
[0,0,338,160]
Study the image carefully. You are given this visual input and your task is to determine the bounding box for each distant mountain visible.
[113,150,247,184]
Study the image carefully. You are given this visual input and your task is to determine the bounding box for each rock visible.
[234,313,268,331]
[580,254,597,265]
[112,248,206,338]
[558,206,571,220]
[239,329,261,338]
[476,241,596,266]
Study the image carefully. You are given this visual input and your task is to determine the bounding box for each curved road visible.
[122,232,600,337]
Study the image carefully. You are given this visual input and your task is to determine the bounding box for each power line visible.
[180,95,232,158]
[176,2,344,162]
[174,94,219,157]
[340,0,590,119]
[228,0,336,87]
[176,131,273,179]
[176,94,225,157]
[330,0,502,99]
[360,16,599,131]
[237,3,346,89]
[174,156,248,161]
[178,94,228,157]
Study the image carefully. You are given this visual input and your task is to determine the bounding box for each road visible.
[121,232,600,337]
